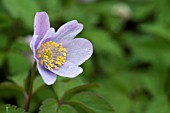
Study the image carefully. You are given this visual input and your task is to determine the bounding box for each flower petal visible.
[43,28,55,40]
[53,20,83,43]
[66,38,93,65]
[51,61,83,78]
[37,28,55,49]
[30,34,38,51]
[30,35,39,62]
[37,63,57,85]
[34,12,50,45]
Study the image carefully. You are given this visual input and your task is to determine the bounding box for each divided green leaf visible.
[69,92,114,113]
[0,104,25,113]
[39,99,57,113]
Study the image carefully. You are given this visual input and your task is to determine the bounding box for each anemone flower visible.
[30,12,93,85]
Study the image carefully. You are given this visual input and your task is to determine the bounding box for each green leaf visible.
[35,0,62,22]
[146,95,170,113]
[62,84,98,101]
[39,99,78,113]
[0,35,8,48]
[84,29,124,74]
[63,4,99,27]
[82,59,94,77]
[10,40,31,52]
[63,102,89,113]
[2,0,40,29]
[30,86,57,112]
[131,3,154,21]
[140,24,170,42]
[33,75,44,94]
[122,32,170,65]
[0,35,8,69]
[7,51,29,74]
[39,99,57,113]
[66,101,94,113]
[0,82,24,93]
[93,72,135,113]
[0,52,5,67]
[0,13,13,29]
[53,76,86,98]
[84,29,122,56]
[0,83,25,112]
[141,71,166,97]
[9,72,28,88]
[58,104,78,113]
[69,92,114,113]
[0,104,25,113]
[33,85,56,103]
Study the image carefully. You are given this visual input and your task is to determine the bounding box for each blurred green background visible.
[0,0,170,113]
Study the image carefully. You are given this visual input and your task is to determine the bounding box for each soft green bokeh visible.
[0,0,170,113]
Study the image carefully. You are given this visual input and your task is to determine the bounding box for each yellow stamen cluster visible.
[37,40,67,70]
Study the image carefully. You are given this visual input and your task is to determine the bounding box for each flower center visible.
[37,40,67,70]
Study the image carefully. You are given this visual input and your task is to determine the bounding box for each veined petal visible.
[37,63,57,85]
[53,20,83,43]
[51,61,83,78]
[66,38,93,65]
[30,34,39,62]
[43,28,55,40]
[34,12,50,46]
[37,28,55,49]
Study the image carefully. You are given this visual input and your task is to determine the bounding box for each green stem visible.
[24,62,36,112]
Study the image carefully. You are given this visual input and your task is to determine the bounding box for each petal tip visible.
[37,64,57,85]
[45,80,56,85]
[35,12,47,16]
[66,38,93,65]
[68,67,83,78]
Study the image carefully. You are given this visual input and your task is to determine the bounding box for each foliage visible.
[0,104,25,113]
[0,0,170,113]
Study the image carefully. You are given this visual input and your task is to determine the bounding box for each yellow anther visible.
[54,66,59,69]
[40,60,43,65]
[63,48,67,52]
[44,55,49,60]
[45,63,49,66]
[56,57,60,61]
[49,63,54,67]
[37,40,67,70]
[37,54,41,58]
[48,67,52,70]
[55,61,58,64]
[49,60,54,63]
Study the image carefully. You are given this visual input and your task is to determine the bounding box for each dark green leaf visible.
[58,104,78,113]
[69,92,114,113]
[39,99,57,113]
[0,82,24,93]
[0,52,5,67]
[53,76,86,98]
[36,0,62,22]
[0,35,8,48]
[2,0,40,29]
[0,104,25,113]
[7,51,29,74]
[33,75,44,94]
[9,72,28,88]
[62,84,98,101]
[146,95,170,113]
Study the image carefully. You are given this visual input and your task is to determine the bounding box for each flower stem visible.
[24,62,36,112]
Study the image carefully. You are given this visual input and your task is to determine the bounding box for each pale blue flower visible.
[30,12,93,85]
